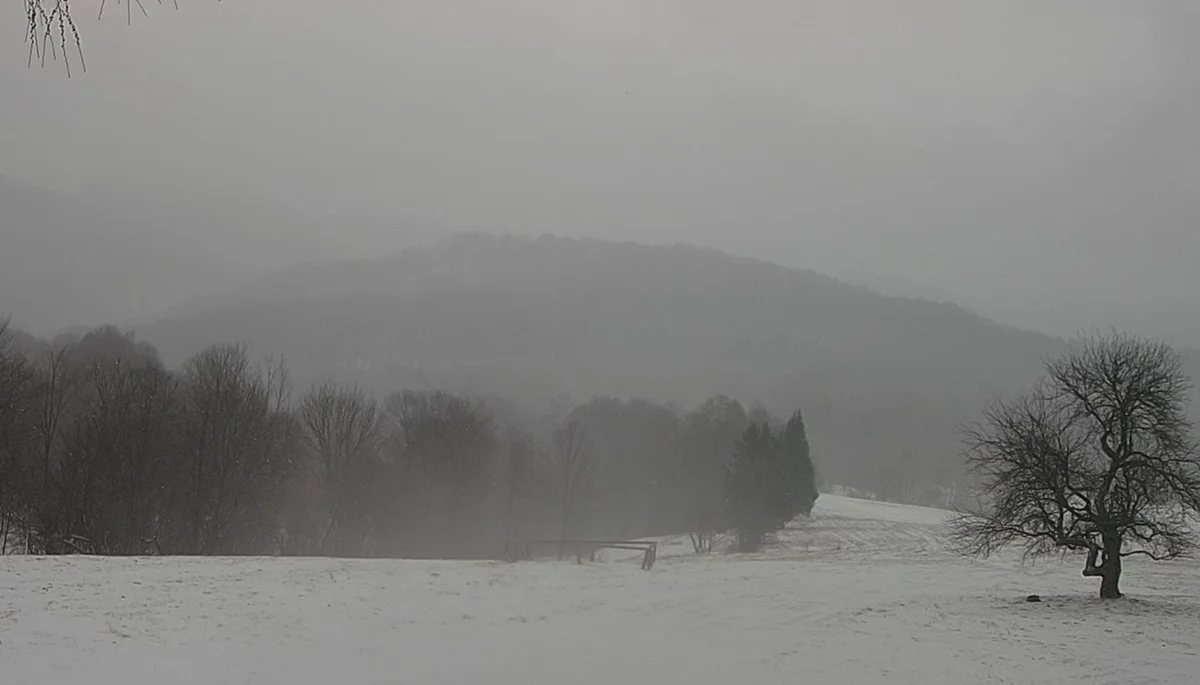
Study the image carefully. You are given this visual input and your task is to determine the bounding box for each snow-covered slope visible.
[3,496,1197,685]
[662,494,952,561]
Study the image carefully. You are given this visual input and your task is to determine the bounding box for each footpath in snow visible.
[2,495,1197,685]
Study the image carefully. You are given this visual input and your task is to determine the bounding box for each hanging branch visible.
[24,0,184,76]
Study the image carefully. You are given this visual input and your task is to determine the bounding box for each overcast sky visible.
[3,1,1199,341]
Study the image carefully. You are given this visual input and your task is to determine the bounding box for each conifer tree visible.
[775,410,819,524]
[725,423,776,552]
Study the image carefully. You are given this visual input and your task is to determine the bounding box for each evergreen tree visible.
[725,422,776,552]
[774,410,819,524]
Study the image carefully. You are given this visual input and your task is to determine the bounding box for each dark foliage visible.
[774,411,820,524]
[725,412,820,553]
[0,318,823,560]
[726,423,778,552]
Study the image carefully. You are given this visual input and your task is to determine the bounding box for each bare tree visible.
[378,390,500,558]
[682,396,744,554]
[501,426,540,543]
[298,382,380,556]
[263,354,292,412]
[0,319,35,549]
[56,357,181,553]
[30,342,77,497]
[552,420,591,547]
[177,344,299,554]
[951,333,1200,598]
[0,319,27,396]
[0,320,29,450]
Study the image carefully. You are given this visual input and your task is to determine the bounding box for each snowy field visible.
[3,495,1198,685]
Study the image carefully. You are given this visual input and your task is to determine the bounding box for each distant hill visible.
[141,233,1069,490]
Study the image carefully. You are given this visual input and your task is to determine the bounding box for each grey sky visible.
[3,1,1198,341]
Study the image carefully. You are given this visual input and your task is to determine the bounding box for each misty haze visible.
[2,2,1199,684]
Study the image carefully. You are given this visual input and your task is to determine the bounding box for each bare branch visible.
[952,332,1200,597]
[1120,548,1179,562]
[298,382,380,556]
[26,0,184,74]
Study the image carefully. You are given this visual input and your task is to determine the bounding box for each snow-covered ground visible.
[3,495,1197,685]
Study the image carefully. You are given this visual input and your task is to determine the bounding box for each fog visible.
[3,1,1200,343]
[3,0,1200,523]
[5,8,1200,680]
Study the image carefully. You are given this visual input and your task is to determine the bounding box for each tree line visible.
[0,319,818,558]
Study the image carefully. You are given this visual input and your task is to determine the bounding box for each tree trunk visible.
[1099,565,1122,599]
[1083,535,1123,599]
[558,487,572,560]
[1099,534,1122,599]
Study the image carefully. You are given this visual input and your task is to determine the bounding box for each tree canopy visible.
[725,414,820,553]
[951,333,1200,598]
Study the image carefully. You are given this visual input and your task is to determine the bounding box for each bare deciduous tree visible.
[378,390,500,558]
[0,319,35,550]
[56,357,181,553]
[30,342,77,502]
[552,420,591,547]
[501,427,540,543]
[951,333,1200,598]
[0,319,28,400]
[299,382,380,556]
[178,344,299,554]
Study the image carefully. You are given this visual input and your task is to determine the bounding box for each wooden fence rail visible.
[505,539,658,570]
